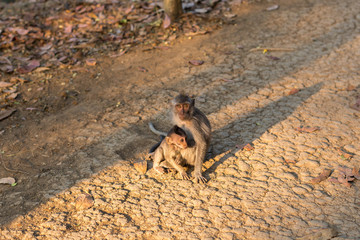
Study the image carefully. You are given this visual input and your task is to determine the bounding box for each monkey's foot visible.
[180,172,191,180]
[154,166,166,174]
[194,173,207,184]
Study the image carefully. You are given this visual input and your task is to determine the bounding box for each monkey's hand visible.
[180,171,191,180]
[194,172,207,184]
[154,166,166,174]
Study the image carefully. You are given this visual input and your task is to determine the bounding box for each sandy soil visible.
[1,0,360,239]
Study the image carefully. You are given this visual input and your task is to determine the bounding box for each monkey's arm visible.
[167,154,191,180]
[153,145,166,174]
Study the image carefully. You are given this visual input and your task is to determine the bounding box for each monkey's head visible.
[166,125,187,149]
[172,94,195,121]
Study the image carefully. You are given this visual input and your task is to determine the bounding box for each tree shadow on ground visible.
[204,82,323,176]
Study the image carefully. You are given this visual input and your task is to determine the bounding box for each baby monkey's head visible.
[166,125,188,149]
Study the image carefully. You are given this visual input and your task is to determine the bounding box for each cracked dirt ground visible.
[1,0,360,239]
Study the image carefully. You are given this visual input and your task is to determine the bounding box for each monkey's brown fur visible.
[171,94,211,183]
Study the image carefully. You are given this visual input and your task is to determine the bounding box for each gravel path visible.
[1,0,360,239]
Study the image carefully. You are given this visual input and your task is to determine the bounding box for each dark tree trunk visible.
[164,0,183,21]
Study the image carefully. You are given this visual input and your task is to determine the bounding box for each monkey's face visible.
[176,136,188,149]
[167,134,188,149]
[175,103,191,120]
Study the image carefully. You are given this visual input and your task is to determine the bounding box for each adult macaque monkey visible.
[172,94,211,183]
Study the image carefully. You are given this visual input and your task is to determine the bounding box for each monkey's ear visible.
[170,97,177,106]
[165,136,172,145]
[191,98,195,106]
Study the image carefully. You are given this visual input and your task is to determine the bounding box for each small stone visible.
[134,160,147,174]
[74,193,94,211]
[238,161,251,172]
[261,133,277,142]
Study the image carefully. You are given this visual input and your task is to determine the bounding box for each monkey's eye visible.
[180,138,184,142]
[176,104,182,109]
[183,103,189,110]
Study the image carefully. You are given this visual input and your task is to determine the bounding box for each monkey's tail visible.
[148,122,167,136]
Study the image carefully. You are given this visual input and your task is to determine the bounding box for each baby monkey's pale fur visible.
[152,125,191,180]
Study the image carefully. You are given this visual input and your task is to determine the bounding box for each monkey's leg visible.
[153,147,167,174]
[193,145,208,183]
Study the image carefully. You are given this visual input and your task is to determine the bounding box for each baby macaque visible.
[153,125,191,180]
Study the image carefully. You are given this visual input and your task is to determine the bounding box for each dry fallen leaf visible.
[329,167,358,187]
[352,167,360,180]
[86,58,97,66]
[295,126,320,133]
[224,13,237,18]
[138,67,148,72]
[15,28,29,35]
[0,177,16,185]
[185,30,207,37]
[336,147,354,160]
[18,59,40,74]
[64,24,73,34]
[0,82,13,88]
[134,160,147,174]
[189,60,204,66]
[163,13,171,29]
[124,4,134,15]
[74,193,94,211]
[346,84,356,91]
[7,93,19,99]
[311,169,332,184]
[10,77,28,83]
[350,98,360,111]
[34,67,50,73]
[0,56,11,64]
[0,65,14,73]
[288,88,299,95]
[0,109,16,121]
[110,49,127,58]
[39,43,53,51]
[266,5,279,11]
[236,143,254,151]
[195,8,209,14]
